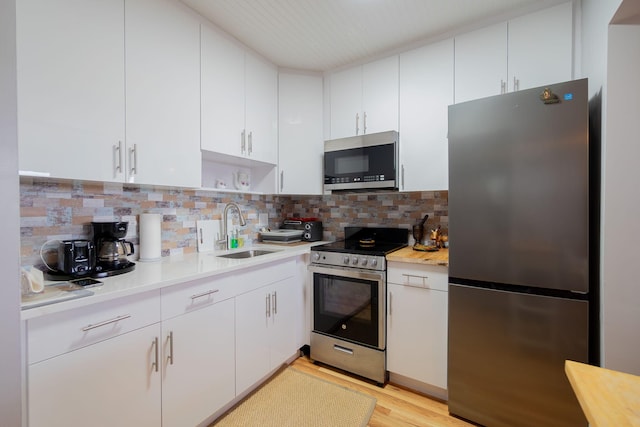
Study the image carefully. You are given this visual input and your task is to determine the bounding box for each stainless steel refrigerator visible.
[447,78,598,427]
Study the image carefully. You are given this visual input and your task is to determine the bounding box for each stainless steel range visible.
[308,227,407,385]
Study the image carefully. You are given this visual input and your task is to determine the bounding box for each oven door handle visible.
[308,264,385,282]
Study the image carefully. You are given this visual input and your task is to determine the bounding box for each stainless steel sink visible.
[216,249,280,259]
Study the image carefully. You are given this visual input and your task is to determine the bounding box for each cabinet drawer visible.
[27,290,161,364]
[161,275,235,320]
[231,258,297,296]
[387,262,448,292]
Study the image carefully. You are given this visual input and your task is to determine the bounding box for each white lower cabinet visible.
[387,262,448,393]
[161,298,235,427]
[28,323,162,427]
[235,276,299,395]
[26,258,305,426]
[27,290,162,427]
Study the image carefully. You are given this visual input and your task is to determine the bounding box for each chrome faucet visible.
[216,202,247,250]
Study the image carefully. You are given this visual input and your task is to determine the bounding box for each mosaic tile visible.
[19,177,448,266]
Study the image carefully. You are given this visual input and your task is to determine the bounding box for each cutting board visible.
[196,220,220,252]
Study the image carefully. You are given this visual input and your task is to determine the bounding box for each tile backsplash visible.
[20,177,448,267]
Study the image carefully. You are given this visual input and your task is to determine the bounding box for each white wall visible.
[0,0,24,425]
[581,0,640,374]
[602,22,640,375]
[580,0,622,96]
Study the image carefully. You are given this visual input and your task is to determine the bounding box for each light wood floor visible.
[290,356,477,427]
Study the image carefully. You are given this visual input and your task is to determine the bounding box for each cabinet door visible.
[28,324,162,427]
[16,0,125,182]
[362,56,399,135]
[245,52,278,165]
[125,0,201,187]
[508,2,573,91]
[161,298,235,427]
[201,23,246,158]
[399,39,453,191]
[269,277,301,369]
[278,72,324,194]
[235,286,271,394]
[329,66,363,139]
[454,22,508,104]
[387,283,448,389]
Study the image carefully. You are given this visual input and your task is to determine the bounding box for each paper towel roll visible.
[139,213,162,261]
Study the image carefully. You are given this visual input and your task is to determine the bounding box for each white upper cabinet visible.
[125,0,201,187]
[16,0,125,181]
[245,53,278,165]
[201,24,246,161]
[399,38,454,191]
[278,72,324,195]
[329,56,399,139]
[201,23,278,165]
[507,2,573,91]
[454,22,508,104]
[455,2,573,104]
[17,0,201,187]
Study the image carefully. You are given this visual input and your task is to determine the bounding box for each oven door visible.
[309,264,386,350]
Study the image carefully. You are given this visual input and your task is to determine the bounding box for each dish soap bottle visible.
[230,228,239,249]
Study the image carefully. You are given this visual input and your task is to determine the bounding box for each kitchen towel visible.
[139,213,162,261]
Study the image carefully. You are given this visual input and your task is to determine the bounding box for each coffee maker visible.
[91,221,136,277]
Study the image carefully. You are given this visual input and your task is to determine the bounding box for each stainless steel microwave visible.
[324,130,399,191]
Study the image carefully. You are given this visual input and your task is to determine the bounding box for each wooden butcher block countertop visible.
[565,360,640,427]
[386,246,449,266]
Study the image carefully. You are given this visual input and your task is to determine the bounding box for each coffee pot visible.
[91,221,136,276]
[97,239,134,264]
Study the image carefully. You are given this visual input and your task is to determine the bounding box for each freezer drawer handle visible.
[402,273,430,289]
[333,344,354,356]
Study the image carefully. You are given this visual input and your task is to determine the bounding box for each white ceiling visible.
[181,0,568,72]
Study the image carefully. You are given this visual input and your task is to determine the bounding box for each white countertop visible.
[21,242,325,320]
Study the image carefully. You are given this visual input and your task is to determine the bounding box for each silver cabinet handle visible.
[402,273,430,289]
[363,111,367,134]
[513,76,520,91]
[501,79,506,94]
[81,314,131,331]
[355,113,359,135]
[389,291,393,316]
[401,164,405,190]
[241,130,246,154]
[248,131,253,155]
[114,141,123,175]
[199,228,203,244]
[167,331,174,365]
[266,293,271,318]
[152,337,159,372]
[129,143,137,176]
[190,289,219,300]
[280,170,284,192]
[272,291,277,315]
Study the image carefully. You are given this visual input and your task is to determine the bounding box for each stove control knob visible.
[343,256,350,265]
[361,258,368,266]
[312,252,320,262]
[352,256,359,265]
[370,258,378,267]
